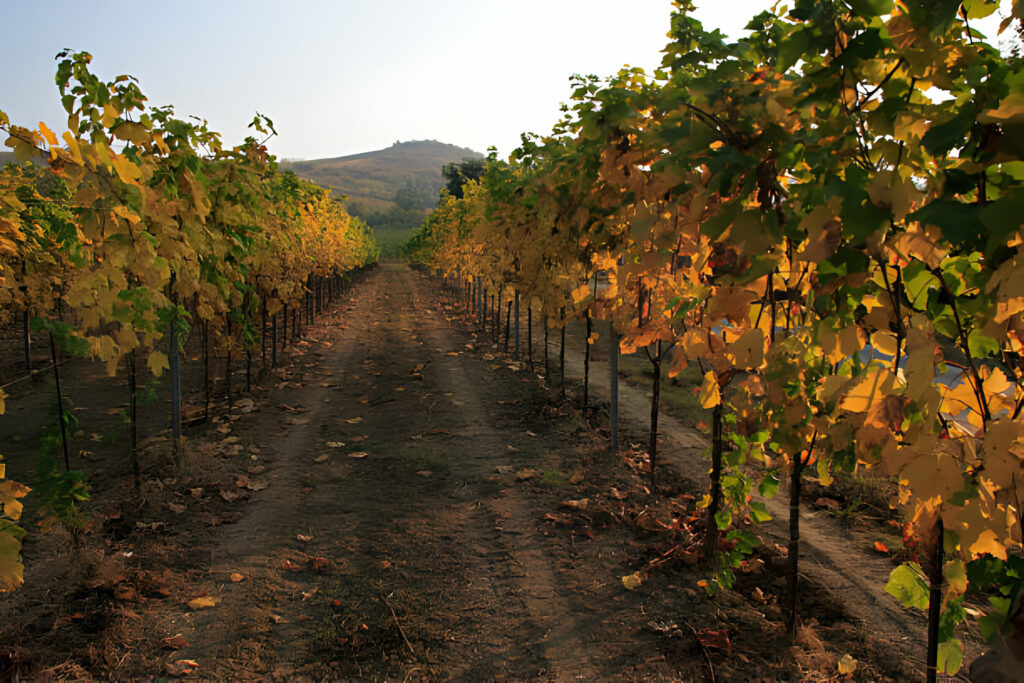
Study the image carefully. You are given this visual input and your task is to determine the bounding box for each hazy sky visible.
[0,1,1014,162]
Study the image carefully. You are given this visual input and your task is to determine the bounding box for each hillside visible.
[282,140,483,255]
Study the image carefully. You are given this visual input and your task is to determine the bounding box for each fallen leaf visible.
[189,487,204,498]
[310,557,329,573]
[230,573,245,583]
[838,653,857,675]
[751,587,767,604]
[622,572,643,590]
[609,487,627,500]
[874,540,889,553]
[526,430,537,437]
[326,441,345,448]
[247,465,266,475]
[358,396,370,404]
[515,469,539,481]
[285,416,310,426]
[313,454,329,464]
[740,558,765,574]
[350,435,369,443]
[561,498,589,509]
[166,659,199,676]
[348,451,369,459]
[297,534,313,542]
[269,614,287,624]
[346,417,363,424]
[220,488,244,502]
[416,470,433,477]
[544,512,574,525]
[697,628,731,652]
[188,597,217,609]
[161,634,188,650]
[168,502,186,514]
[282,559,302,572]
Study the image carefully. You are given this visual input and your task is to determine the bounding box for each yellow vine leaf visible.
[61,132,83,165]
[571,284,591,305]
[950,498,1010,560]
[112,121,150,145]
[725,328,765,370]
[0,542,25,592]
[148,350,169,377]
[0,480,30,521]
[840,369,896,413]
[37,121,58,147]
[111,155,141,185]
[699,370,721,409]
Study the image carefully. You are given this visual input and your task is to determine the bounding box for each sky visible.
[0,1,1016,162]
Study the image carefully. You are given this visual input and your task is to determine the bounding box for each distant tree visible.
[393,182,431,211]
[441,157,486,199]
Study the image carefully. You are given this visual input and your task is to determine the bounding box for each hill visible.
[282,140,484,255]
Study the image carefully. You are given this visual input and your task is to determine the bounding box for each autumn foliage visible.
[0,51,377,592]
[408,0,1024,672]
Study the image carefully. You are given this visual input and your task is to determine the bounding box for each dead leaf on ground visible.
[416,470,433,477]
[544,512,574,525]
[247,465,266,475]
[230,573,245,583]
[515,469,540,481]
[285,416,310,426]
[621,572,643,590]
[561,498,589,510]
[270,614,288,624]
[348,451,369,459]
[220,489,245,502]
[346,417,363,424]
[358,396,370,404]
[161,634,188,650]
[495,465,514,474]
[297,534,313,542]
[350,434,369,443]
[166,659,199,677]
[310,557,329,573]
[187,596,217,609]
[326,441,345,448]
[313,454,329,464]
[281,559,302,572]
[189,487,204,498]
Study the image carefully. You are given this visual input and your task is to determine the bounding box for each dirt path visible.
[161,264,683,679]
